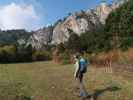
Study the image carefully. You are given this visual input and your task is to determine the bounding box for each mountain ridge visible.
[0,0,128,50]
[33,1,115,47]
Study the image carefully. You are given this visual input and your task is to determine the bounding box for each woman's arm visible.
[74,61,79,79]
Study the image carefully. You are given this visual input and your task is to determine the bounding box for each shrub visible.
[83,52,93,61]
[60,52,71,65]
[32,51,51,61]
[16,44,32,62]
[0,45,17,63]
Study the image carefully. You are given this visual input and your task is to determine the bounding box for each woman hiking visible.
[74,53,88,99]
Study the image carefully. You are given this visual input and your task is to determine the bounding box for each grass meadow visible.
[0,61,132,100]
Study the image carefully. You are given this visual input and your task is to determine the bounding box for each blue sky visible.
[0,0,113,30]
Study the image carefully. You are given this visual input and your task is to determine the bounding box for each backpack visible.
[79,58,88,73]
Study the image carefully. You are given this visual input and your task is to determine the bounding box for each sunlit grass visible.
[0,61,132,100]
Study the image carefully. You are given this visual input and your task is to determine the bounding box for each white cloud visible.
[0,3,41,31]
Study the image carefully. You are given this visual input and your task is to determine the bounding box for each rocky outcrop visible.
[31,26,53,49]
[51,2,114,44]
[93,2,112,24]
[0,1,128,50]
[51,0,129,45]
[30,1,127,47]
[52,15,89,44]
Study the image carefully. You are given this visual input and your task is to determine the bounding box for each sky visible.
[0,0,113,31]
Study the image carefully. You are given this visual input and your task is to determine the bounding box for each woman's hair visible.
[75,55,79,59]
[74,53,80,59]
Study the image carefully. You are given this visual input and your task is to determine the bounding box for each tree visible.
[66,33,81,52]
[105,0,133,50]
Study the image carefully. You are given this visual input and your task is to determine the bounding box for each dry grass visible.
[0,61,132,100]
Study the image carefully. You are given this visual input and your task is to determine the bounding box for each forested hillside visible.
[105,0,133,50]
[62,0,133,53]
[0,30,32,63]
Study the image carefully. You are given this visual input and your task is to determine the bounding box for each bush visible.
[83,52,93,61]
[105,0,133,50]
[60,52,71,65]
[32,51,51,61]
[0,45,17,63]
[16,44,32,62]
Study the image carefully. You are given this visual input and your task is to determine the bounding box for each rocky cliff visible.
[31,26,53,49]
[51,0,129,44]
[0,0,127,50]
[51,2,113,44]
[30,1,122,48]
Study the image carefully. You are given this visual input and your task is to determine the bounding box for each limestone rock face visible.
[94,2,113,24]
[0,1,126,50]
[52,15,89,44]
[52,2,113,44]
[31,26,53,49]
[31,0,128,48]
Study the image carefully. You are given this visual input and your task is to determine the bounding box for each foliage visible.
[57,43,66,53]
[0,44,32,63]
[0,45,17,63]
[16,44,32,62]
[32,50,51,61]
[0,0,133,63]
[0,29,32,63]
[65,33,81,53]
[80,30,111,53]
[63,0,133,54]
[64,26,111,54]
[60,51,71,65]
[105,0,133,49]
